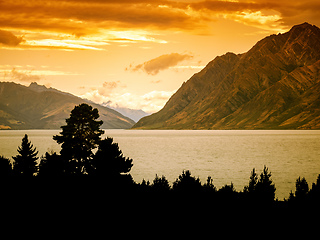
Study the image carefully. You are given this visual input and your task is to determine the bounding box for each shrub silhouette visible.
[12,134,38,177]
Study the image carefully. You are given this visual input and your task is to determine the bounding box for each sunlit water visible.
[0,129,319,199]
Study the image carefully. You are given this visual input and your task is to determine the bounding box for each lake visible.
[0,129,319,199]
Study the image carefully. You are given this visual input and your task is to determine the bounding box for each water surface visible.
[1,129,319,199]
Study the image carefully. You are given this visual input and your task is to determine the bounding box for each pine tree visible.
[53,103,104,175]
[295,177,309,201]
[13,134,38,177]
[151,174,170,192]
[255,166,276,202]
[172,170,202,193]
[89,137,133,178]
[243,168,258,196]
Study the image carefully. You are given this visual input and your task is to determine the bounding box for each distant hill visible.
[0,82,135,129]
[133,23,320,130]
[103,103,149,122]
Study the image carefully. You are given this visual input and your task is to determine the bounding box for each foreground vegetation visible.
[0,103,319,209]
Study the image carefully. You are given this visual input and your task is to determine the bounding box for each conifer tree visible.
[13,134,38,177]
[243,168,258,196]
[89,137,133,178]
[53,103,104,175]
[255,166,276,202]
[295,177,309,200]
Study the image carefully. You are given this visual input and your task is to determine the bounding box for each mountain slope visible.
[0,82,135,129]
[133,23,320,129]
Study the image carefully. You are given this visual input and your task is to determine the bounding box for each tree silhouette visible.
[243,168,258,201]
[39,152,66,177]
[89,137,133,178]
[309,174,320,201]
[53,103,104,175]
[12,134,38,177]
[218,182,237,200]
[151,174,170,192]
[0,156,12,177]
[295,177,309,201]
[202,176,216,193]
[172,170,202,193]
[255,166,276,203]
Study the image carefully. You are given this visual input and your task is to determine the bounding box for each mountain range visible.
[0,82,135,129]
[133,23,320,130]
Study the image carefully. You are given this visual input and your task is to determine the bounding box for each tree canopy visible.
[53,103,104,175]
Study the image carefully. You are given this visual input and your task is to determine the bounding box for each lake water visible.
[0,129,319,199]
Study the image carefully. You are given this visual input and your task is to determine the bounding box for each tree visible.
[53,103,104,175]
[151,174,170,192]
[295,177,309,201]
[12,134,38,177]
[38,152,66,177]
[202,176,216,193]
[89,137,133,178]
[172,170,202,193]
[243,168,258,199]
[255,166,276,203]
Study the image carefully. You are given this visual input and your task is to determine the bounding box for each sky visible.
[1,0,320,114]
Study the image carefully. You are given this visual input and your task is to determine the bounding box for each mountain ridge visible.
[0,82,135,129]
[133,22,320,129]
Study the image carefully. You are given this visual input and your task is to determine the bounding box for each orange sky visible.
[1,0,320,113]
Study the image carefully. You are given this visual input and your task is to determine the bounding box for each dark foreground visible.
[2,170,320,214]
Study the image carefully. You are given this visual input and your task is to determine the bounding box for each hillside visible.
[0,82,135,129]
[133,23,320,130]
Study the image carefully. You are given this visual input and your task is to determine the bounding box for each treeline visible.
[1,103,320,208]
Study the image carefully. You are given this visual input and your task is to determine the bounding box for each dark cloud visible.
[0,29,24,46]
[129,53,193,75]
[0,0,203,36]
[0,0,319,39]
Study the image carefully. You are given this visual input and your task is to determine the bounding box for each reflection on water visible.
[0,129,319,199]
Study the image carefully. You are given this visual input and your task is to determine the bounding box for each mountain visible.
[103,103,150,122]
[133,23,320,130]
[0,82,135,129]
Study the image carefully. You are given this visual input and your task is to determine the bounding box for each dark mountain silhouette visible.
[133,23,320,129]
[0,82,135,129]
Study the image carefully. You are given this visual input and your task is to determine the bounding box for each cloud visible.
[8,68,41,82]
[80,82,174,113]
[128,53,193,75]
[1,66,80,82]
[1,0,319,50]
[98,81,125,96]
[0,0,204,36]
[24,38,107,51]
[0,29,24,46]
